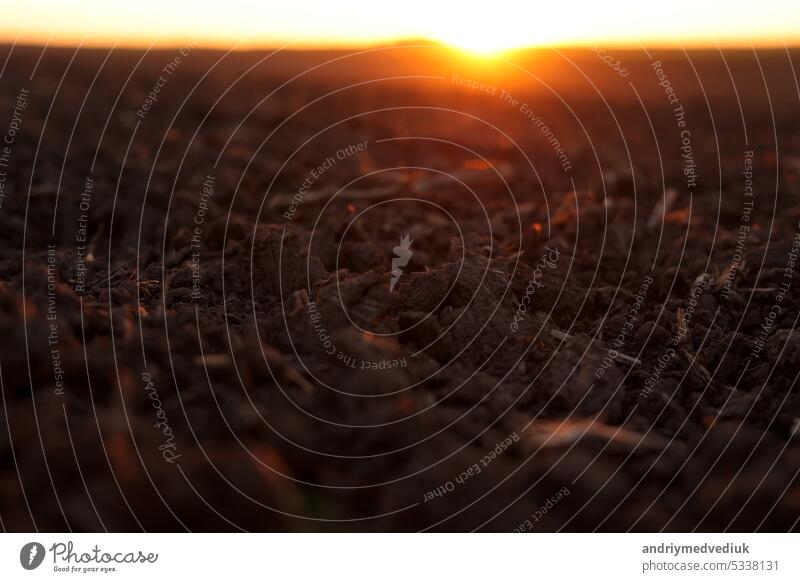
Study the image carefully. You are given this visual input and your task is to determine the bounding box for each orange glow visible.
[433,26,529,56]
[424,6,555,56]
[0,0,798,49]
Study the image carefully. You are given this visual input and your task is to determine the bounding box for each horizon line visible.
[1,36,799,53]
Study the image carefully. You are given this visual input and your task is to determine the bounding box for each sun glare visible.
[427,10,537,56]
[1,1,799,50]
[435,31,527,56]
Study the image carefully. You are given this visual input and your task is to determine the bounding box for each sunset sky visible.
[2,0,799,54]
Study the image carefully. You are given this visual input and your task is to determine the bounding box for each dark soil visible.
[1,45,800,531]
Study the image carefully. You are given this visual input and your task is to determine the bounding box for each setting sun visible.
[422,6,547,55]
[434,32,528,56]
[429,19,533,55]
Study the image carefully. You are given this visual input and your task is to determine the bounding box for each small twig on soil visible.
[647,187,678,229]
[713,258,746,292]
[550,329,641,366]
[611,351,642,367]
[262,344,315,394]
[693,272,712,290]
[523,418,668,452]
[681,348,713,385]
[193,354,230,368]
[90,263,133,287]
